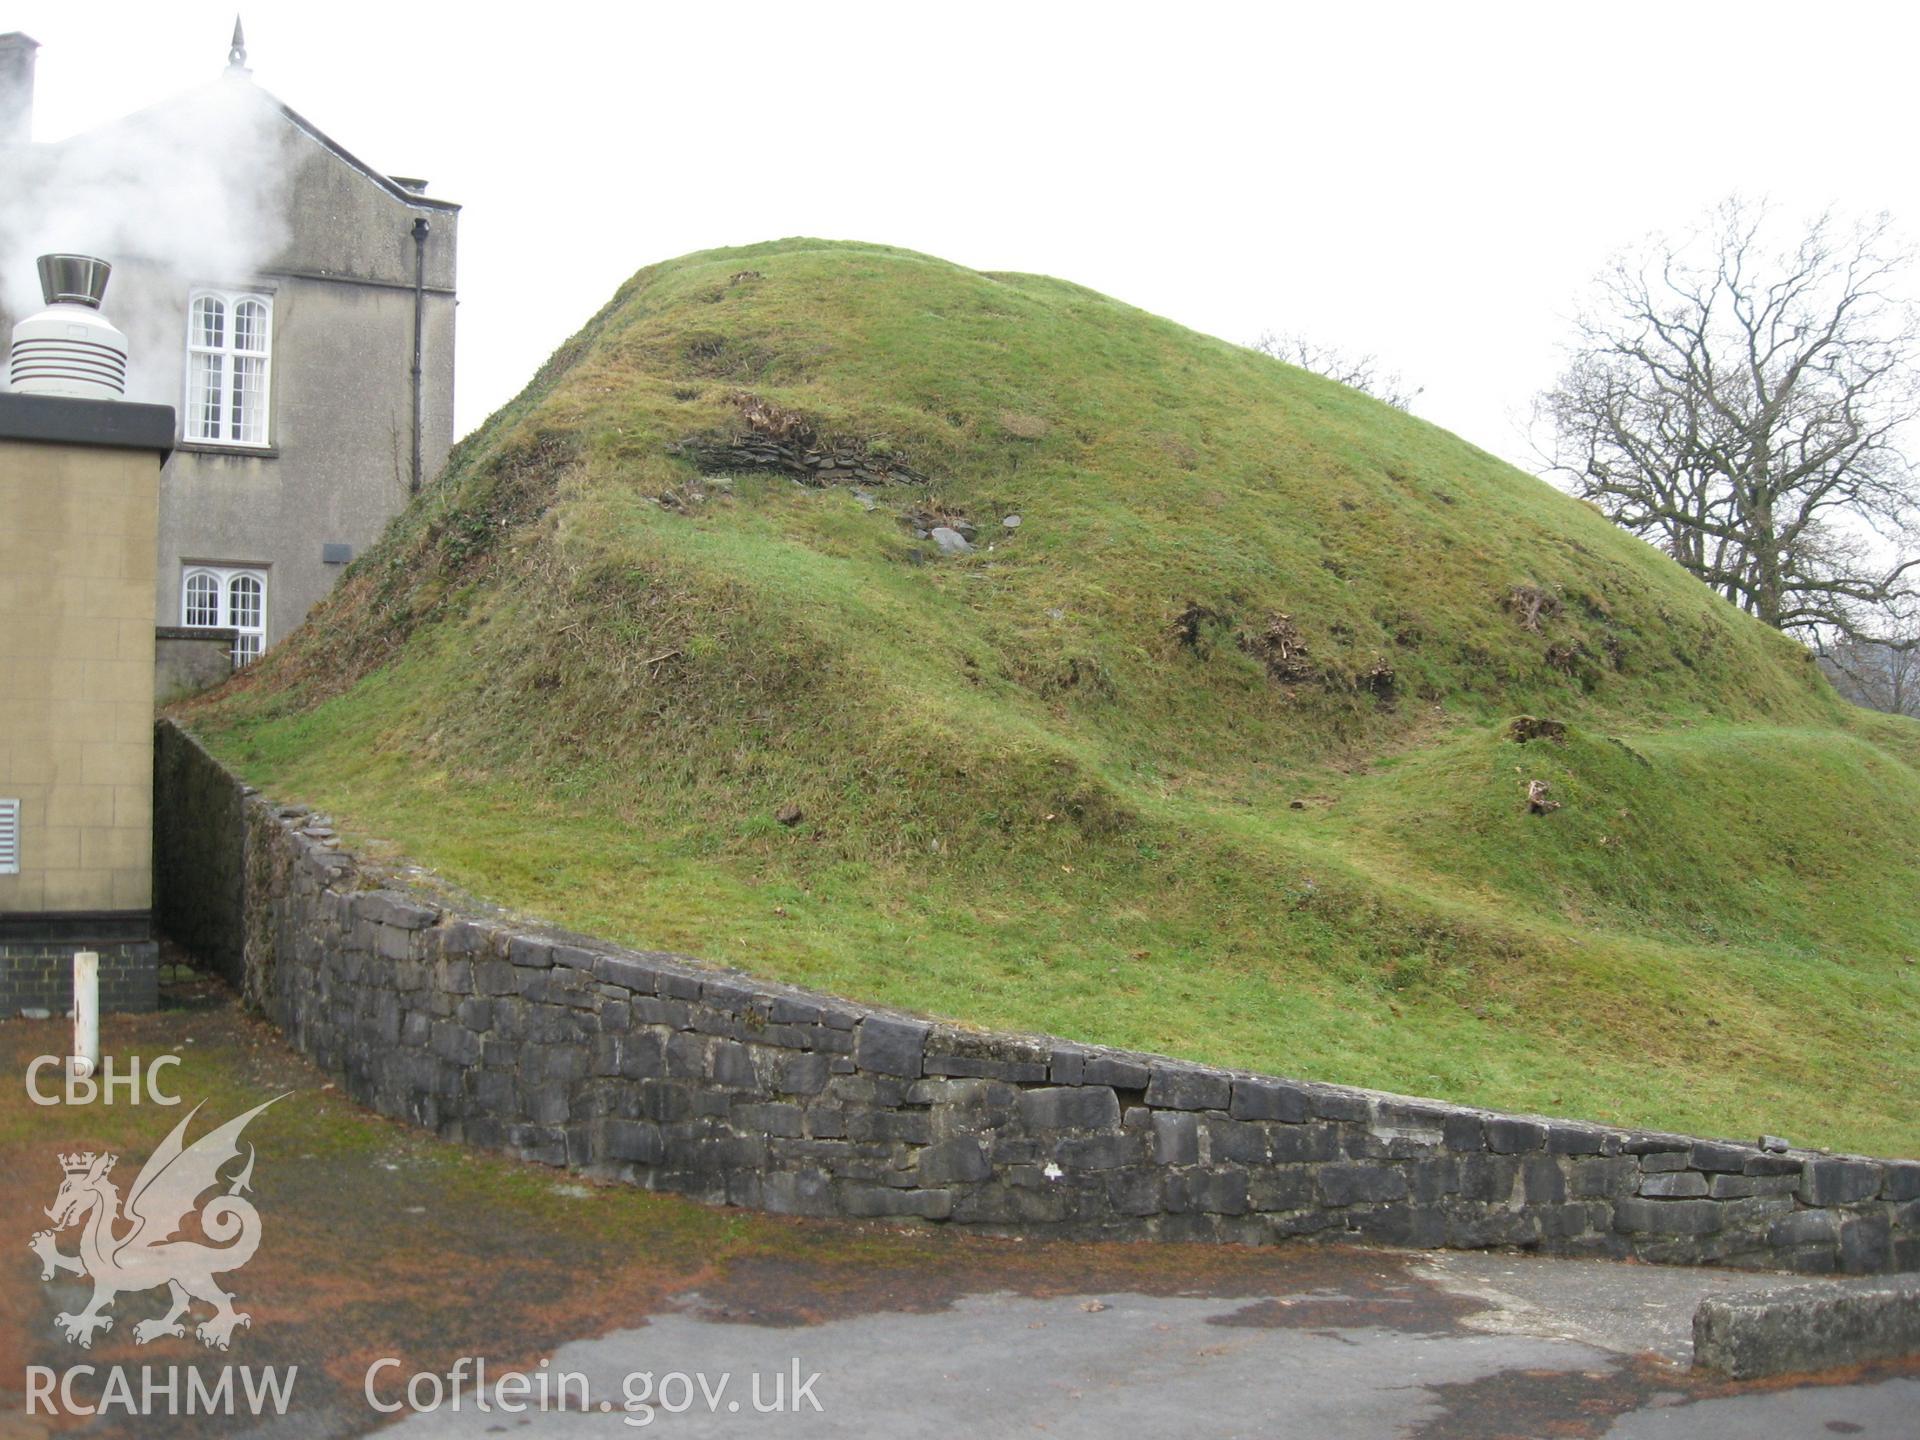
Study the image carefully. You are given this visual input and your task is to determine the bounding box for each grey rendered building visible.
[0,26,456,664]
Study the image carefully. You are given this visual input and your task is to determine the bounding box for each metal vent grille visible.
[0,798,18,875]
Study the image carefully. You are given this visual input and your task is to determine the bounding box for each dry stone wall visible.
[155,721,1920,1274]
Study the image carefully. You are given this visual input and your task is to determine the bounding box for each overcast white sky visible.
[13,1,1920,469]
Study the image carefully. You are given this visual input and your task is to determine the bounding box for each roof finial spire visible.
[226,15,250,75]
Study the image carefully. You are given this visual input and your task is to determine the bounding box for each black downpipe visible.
[409,216,430,493]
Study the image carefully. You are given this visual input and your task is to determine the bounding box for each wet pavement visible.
[2,984,1915,1438]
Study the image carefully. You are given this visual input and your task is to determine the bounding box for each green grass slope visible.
[180,240,1920,1155]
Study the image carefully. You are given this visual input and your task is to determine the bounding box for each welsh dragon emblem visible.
[29,1096,285,1350]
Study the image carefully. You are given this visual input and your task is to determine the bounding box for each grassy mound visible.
[179,240,1920,1155]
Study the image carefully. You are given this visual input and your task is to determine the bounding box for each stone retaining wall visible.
[154,720,1920,1274]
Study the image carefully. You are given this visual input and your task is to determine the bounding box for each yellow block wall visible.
[0,439,160,913]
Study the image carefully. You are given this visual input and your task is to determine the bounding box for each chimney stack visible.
[0,33,37,145]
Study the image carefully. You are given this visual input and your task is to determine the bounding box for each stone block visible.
[601,1119,664,1164]
[633,996,692,1029]
[1708,1173,1798,1199]
[1310,1088,1371,1123]
[550,944,598,972]
[594,955,661,993]
[1167,1169,1250,1216]
[755,1168,827,1216]
[1451,1205,1543,1251]
[702,976,759,1011]
[1545,1124,1607,1156]
[1840,1213,1893,1274]
[1443,1112,1488,1151]
[655,969,705,1001]
[846,1110,933,1145]
[773,1052,831,1095]
[432,1029,483,1075]
[1081,1054,1152,1090]
[354,891,441,930]
[508,936,554,969]
[732,1101,806,1138]
[1640,1171,1709,1198]
[469,1068,519,1116]
[617,1032,666,1080]
[1523,1155,1567,1205]
[1690,1140,1751,1173]
[710,1039,759,1089]
[1485,1117,1548,1153]
[764,994,824,1025]
[1268,1122,1342,1165]
[840,1185,952,1220]
[1106,1169,1165,1216]
[1151,1111,1200,1165]
[1621,1132,1692,1156]
[1049,1045,1088,1086]
[1318,1164,1409,1207]
[1204,1118,1271,1165]
[918,1136,992,1184]
[1230,1077,1312,1123]
[375,925,415,962]
[1057,1133,1144,1171]
[1248,1166,1317,1213]
[922,1054,1050,1082]
[1881,1163,1920,1202]
[1019,1085,1121,1132]
[1570,1157,1638,1198]
[522,1083,571,1126]
[1800,1159,1882,1207]
[854,1016,930,1078]
[1406,1156,1461,1204]
[1144,1063,1231,1112]
[1352,1204,1448,1248]
[1694,1280,1920,1378]
[474,960,518,996]
[1613,1197,1723,1236]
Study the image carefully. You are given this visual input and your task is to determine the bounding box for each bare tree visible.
[1819,627,1920,717]
[1254,331,1422,411]
[1538,198,1920,640]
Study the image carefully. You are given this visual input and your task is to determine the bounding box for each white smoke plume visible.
[0,76,292,404]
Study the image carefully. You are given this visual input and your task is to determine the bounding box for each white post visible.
[72,951,99,1080]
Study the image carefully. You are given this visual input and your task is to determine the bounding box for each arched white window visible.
[227,573,264,665]
[185,289,273,446]
[183,570,220,627]
[180,565,268,667]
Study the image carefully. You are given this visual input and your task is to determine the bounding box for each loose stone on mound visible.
[930,526,974,555]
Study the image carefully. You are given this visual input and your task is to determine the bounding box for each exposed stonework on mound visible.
[672,391,929,488]
[155,721,1920,1274]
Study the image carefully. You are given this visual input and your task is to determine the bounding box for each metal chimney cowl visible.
[8,253,130,400]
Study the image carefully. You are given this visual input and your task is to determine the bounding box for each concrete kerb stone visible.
[1693,1274,1920,1378]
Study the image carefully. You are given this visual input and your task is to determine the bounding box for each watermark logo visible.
[26,1052,182,1106]
[31,1095,285,1351]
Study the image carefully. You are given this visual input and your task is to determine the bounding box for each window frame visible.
[179,564,269,667]
[183,287,275,449]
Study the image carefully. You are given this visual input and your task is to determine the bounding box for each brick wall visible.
[0,937,157,1014]
[155,720,1920,1274]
